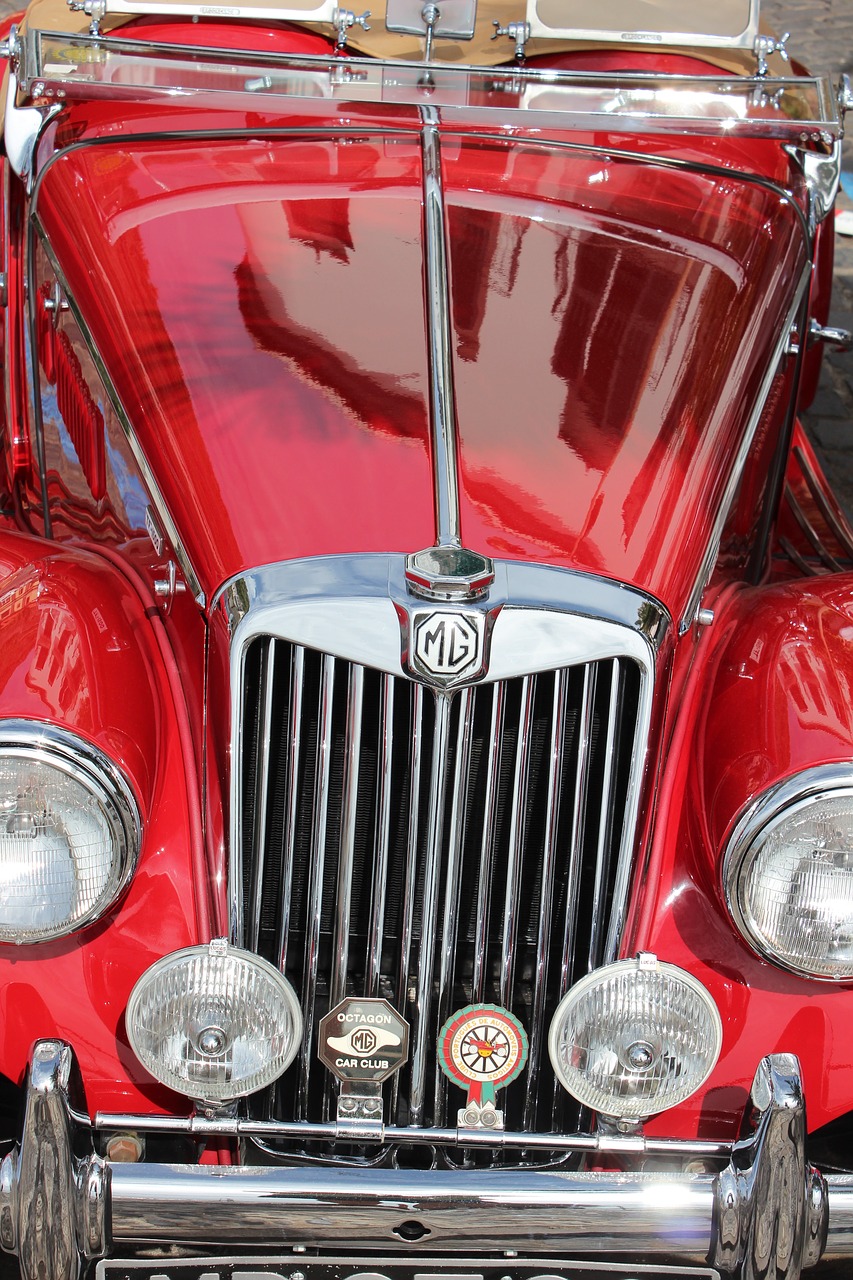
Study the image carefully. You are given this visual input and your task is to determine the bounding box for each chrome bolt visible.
[626,1041,655,1070]
[697,608,715,626]
[197,1027,227,1056]
[106,1132,144,1163]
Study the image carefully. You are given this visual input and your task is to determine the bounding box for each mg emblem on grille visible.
[411,610,484,684]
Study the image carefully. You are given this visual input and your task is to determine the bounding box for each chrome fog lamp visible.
[0,720,140,943]
[548,955,722,1120]
[126,940,303,1104]
[724,766,853,979]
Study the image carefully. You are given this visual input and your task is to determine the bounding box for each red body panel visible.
[0,531,199,1111]
[34,128,805,624]
[629,575,853,1138]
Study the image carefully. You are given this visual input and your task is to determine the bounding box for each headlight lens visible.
[0,721,140,943]
[126,941,303,1104]
[724,766,853,979]
[548,955,722,1120]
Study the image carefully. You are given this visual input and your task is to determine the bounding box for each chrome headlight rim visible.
[723,763,853,982]
[0,718,142,943]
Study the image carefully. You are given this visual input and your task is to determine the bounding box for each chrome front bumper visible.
[0,1042,850,1280]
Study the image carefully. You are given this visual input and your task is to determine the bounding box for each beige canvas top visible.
[19,0,788,70]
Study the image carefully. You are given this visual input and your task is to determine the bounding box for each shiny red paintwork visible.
[627,572,853,1138]
[0,530,200,1112]
[33,123,805,626]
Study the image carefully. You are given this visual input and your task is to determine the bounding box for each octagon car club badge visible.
[439,1004,528,1130]
[318,997,409,1084]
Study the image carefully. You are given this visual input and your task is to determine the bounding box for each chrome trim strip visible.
[472,683,503,1001]
[330,663,363,1010]
[409,691,450,1125]
[603,664,651,965]
[276,644,304,973]
[679,261,810,633]
[523,668,565,1132]
[587,659,621,970]
[391,682,423,1117]
[94,1105,729,1156]
[30,224,206,607]
[499,674,534,1008]
[297,653,335,1118]
[420,106,461,549]
[366,673,394,996]
[25,214,52,535]
[248,637,275,952]
[434,685,471,1121]
[559,665,595,996]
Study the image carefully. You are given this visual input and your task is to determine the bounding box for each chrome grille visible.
[239,636,643,1148]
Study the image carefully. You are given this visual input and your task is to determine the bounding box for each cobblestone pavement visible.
[765,0,853,516]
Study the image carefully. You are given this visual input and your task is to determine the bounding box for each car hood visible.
[35,120,805,620]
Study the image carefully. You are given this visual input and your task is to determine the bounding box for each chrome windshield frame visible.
[18,28,841,147]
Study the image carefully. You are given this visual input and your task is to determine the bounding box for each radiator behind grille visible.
[239,635,642,1149]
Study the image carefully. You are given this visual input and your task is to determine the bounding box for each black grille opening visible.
[239,637,643,1160]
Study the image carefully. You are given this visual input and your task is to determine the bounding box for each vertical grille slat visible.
[366,674,394,997]
[410,693,451,1126]
[500,675,534,1009]
[392,682,424,1119]
[330,664,364,1010]
[523,669,567,1132]
[239,636,645,1156]
[297,653,336,1120]
[472,682,503,1003]
[247,637,276,952]
[275,644,304,975]
[587,660,621,972]
[559,665,597,1001]
[434,686,473,1124]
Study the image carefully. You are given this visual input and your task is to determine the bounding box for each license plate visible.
[97,1256,721,1280]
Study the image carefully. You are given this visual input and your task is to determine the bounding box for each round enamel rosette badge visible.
[438,1004,528,1129]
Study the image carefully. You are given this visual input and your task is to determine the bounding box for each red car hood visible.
[35,121,805,619]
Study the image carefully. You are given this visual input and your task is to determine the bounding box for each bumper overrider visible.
[0,1044,851,1280]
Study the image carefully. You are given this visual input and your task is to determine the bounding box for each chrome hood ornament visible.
[405,545,494,601]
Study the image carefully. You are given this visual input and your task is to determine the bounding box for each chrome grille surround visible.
[218,554,667,1156]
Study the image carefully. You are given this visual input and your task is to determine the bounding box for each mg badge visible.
[411,610,484,684]
[318,997,409,1083]
[438,1004,528,1130]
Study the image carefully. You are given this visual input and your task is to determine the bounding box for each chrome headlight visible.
[0,721,140,943]
[724,765,853,980]
[126,940,303,1104]
[548,955,722,1120]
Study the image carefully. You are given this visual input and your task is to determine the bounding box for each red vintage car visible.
[0,0,851,1274]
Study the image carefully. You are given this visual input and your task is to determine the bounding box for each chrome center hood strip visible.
[420,105,461,550]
